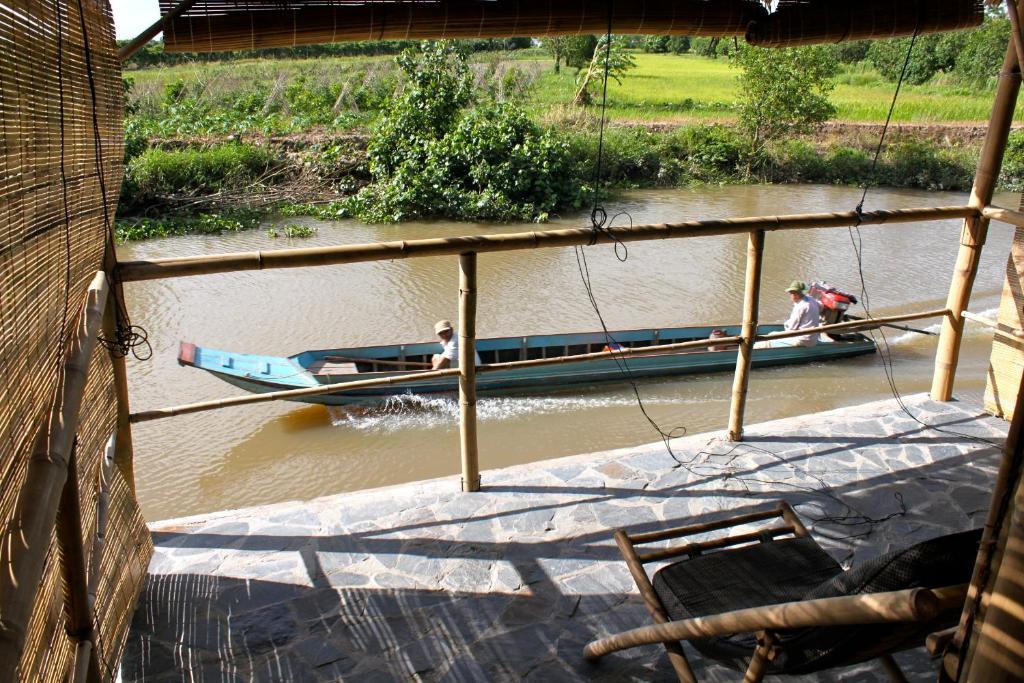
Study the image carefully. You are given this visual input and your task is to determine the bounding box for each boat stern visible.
[178,341,198,367]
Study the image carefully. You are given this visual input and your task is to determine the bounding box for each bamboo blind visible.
[985,225,1024,421]
[0,1,151,680]
[158,0,767,52]
[158,0,984,53]
[747,0,984,47]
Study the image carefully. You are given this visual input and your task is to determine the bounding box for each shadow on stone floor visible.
[125,402,1004,681]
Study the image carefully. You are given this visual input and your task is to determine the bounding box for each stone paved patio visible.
[122,395,1007,682]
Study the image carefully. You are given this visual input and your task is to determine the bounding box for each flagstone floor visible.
[122,394,1006,682]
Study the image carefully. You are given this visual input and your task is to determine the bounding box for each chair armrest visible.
[625,500,806,546]
[584,584,968,661]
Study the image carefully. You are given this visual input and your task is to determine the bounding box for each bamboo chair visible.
[583,502,980,682]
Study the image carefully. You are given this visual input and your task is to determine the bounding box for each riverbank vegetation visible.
[117,14,1023,241]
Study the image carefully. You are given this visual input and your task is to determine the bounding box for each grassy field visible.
[527,53,1012,124]
[125,49,1019,130]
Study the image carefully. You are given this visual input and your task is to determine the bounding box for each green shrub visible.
[1001,130,1024,191]
[882,142,973,191]
[348,42,584,222]
[832,41,871,65]
[644,36,670,53]
[766,139,827,183]
[668,36,691,54]
[868,35,945,85]
[952,18,1011,89]
[121,144,279,212]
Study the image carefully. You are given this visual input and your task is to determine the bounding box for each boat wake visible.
[325,391,717,432]
[886,306,1000,346]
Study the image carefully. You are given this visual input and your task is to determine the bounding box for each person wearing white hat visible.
[431,320,481,370]
[754,281,821,349]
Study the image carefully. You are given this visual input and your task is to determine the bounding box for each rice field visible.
[126,50,1019,126]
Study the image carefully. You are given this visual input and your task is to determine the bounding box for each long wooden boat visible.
[179,325,875,406]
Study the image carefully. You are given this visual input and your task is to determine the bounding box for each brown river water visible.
[120,184,1018,521]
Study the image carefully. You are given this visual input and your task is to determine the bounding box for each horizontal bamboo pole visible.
[628,505,786,544]
[131,335,742,423]
[583,586,958,661]
[756,308,951,343]
[962,310,1024,340]
[636,525,795,563]
[982,205,1024,228]
[131,367,463,422]
[130,307,948,423]
[0,272,108,679]
[116,206,977,283]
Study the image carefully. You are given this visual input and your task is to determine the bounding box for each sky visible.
[110,0,161,40]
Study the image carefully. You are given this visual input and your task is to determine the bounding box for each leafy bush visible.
[348,42,584,222]
[668,36,691,54]
[1001,129,1024,191]
[644,36,670,53]
[732,45,837,151]
[121,144,279,212]
[832,41,871,64]
[868,35,944,85]
[952,18,1011,88]
[882,142,973,191]
[766,139,827,182]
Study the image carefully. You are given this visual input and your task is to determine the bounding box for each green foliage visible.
[644,36,670,54]
[1001,130,1024,191]
[267,223,318,238]
[564,35,599,69]
[121,144,279,212]
[732,45,837,150]
[867,35,947,86]
[692,37,722,58]
[115,210,262,241]
[350,42,583,222]
[952,18,1011,88]
[573,36,637,106]
[668,36,691,54]
[832,41,871,65]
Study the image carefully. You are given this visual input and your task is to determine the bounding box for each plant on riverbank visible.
[732,45,837,157]
[348,42,585,222]
[115,210,263,242]
[121,144,281,214]
[267,223,318,238]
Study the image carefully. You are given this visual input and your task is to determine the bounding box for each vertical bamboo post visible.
[0,272,108,680]
[458,252,480,492]
[102,286,136,492]
[729,230,765,441]
[932,37,1021,401]
[56,441,101,683]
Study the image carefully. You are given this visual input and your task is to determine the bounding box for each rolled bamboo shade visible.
[0,0,152,678]
[158,0,986,53]
[747,0,984,47]
[158,0,767,52]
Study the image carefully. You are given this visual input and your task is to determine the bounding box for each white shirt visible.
[441,336,482,366]
[784,295,821,346]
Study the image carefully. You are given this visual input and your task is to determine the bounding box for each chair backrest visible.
[777,527,982,674]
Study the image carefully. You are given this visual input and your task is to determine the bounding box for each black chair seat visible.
[653,536,843,669]
[652,528,982,675]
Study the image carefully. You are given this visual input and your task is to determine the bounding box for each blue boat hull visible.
[179,324,876,407]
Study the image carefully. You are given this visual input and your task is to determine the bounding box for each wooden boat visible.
[178,324,876,407]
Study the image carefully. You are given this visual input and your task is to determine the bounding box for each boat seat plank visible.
[308,360,360,376]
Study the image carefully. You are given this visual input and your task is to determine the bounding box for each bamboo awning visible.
[157,0,983,53]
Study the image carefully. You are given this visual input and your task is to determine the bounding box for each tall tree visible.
[731,44,837,155]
